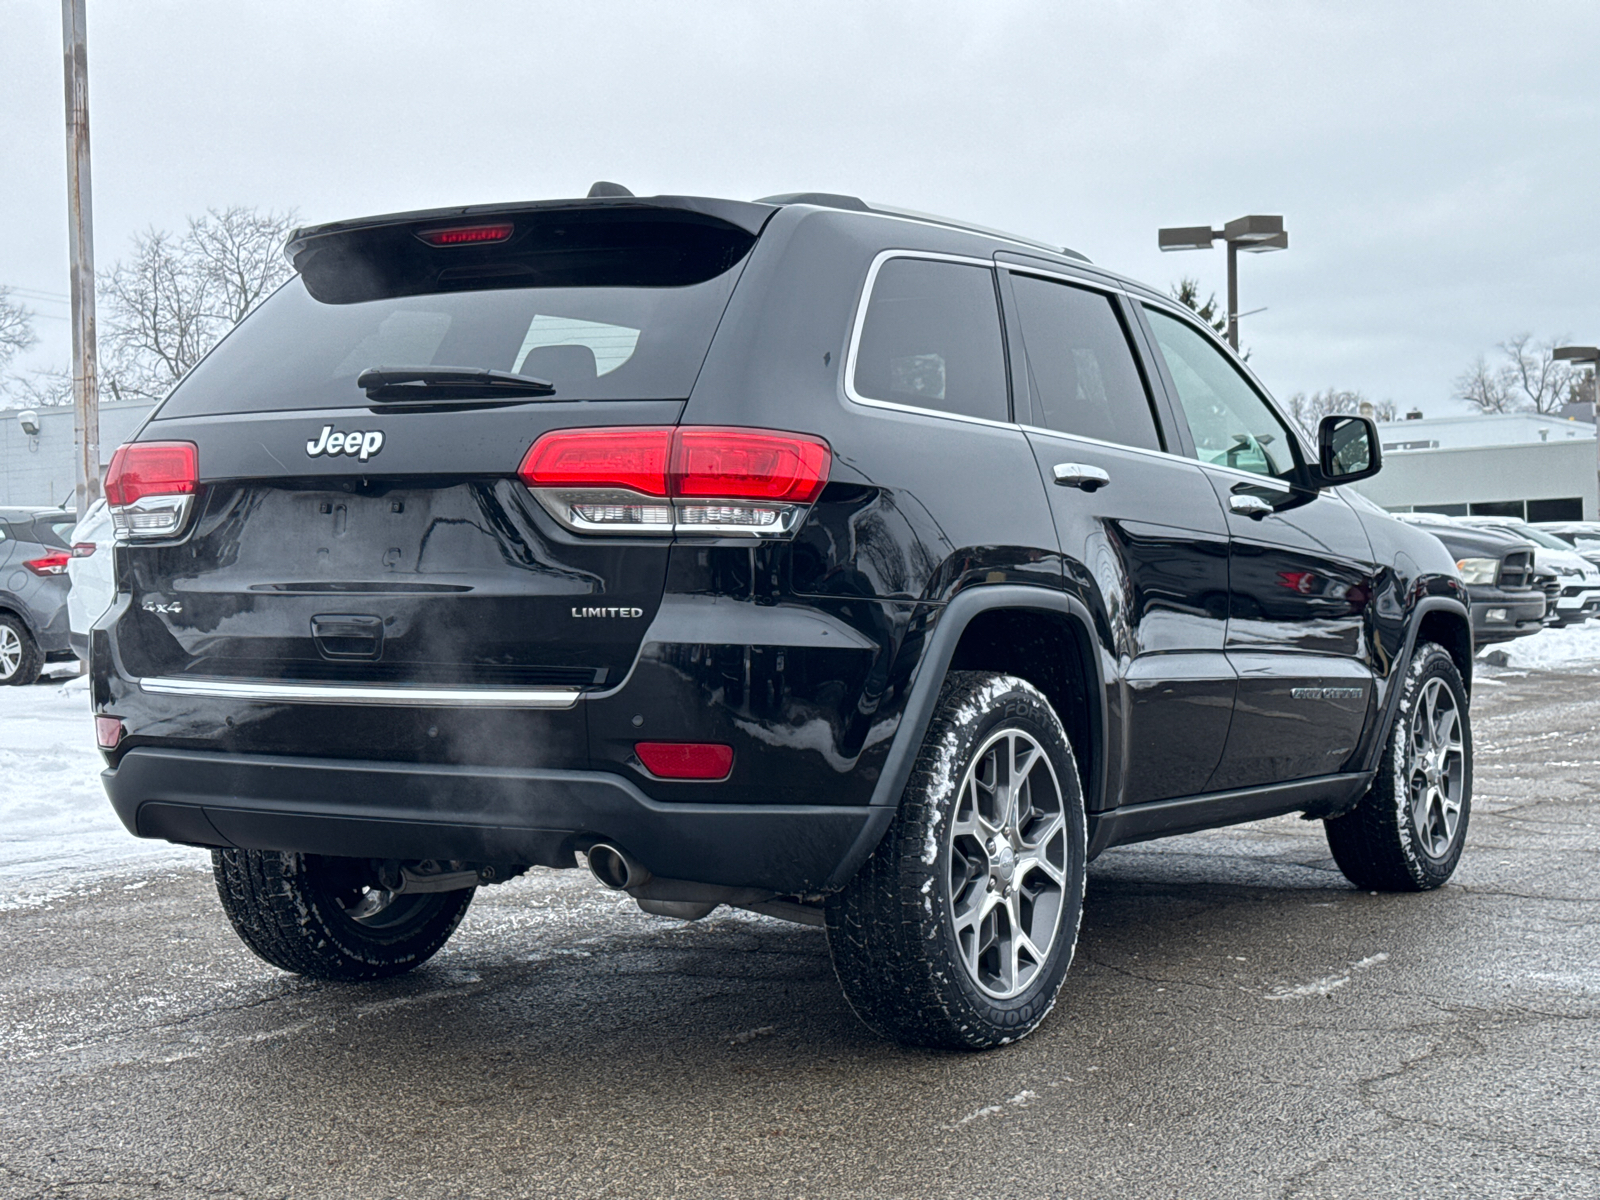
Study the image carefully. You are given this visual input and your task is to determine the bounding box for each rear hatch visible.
[111,199,769,690]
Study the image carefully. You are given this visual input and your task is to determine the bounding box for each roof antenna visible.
[587,181,634,198]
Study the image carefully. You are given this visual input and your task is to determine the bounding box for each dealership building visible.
[1350,411,1598,521]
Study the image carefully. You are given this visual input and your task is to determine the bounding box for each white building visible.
[0,401,156,508]
[1353,411,1598,521]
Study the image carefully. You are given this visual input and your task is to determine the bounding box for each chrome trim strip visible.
[998,261,1128,299]
[138,677,583,708]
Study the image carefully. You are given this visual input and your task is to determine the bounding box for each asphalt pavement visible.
[2,664,1598,1199]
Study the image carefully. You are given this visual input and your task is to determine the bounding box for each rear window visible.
[30,518,73,548]
[157,210,756,418]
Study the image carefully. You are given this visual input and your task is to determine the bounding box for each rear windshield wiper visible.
[357,366,556,402]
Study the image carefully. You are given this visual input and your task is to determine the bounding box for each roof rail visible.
[757,193,1090,262]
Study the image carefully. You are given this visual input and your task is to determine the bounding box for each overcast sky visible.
[3,0,1597,414]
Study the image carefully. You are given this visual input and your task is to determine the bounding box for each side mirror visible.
[1313,414,1382,486]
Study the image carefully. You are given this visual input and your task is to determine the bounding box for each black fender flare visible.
[1357,591,1473,779]
[823,584,1106,889]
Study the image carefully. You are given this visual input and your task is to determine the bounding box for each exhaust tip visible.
[587,843,644,891]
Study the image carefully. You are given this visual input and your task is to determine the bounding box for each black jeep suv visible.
[95,189,1474,1050]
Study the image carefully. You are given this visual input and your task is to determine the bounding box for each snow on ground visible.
[0,673,206,909]
[1480,620,1600,671]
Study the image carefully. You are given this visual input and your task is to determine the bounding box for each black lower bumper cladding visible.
[104,747,877,895]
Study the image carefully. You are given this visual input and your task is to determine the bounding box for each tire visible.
[1324,642,1472,891]
[825,671,1088,1051]
[0,615,42,686]
[211,850,474,980]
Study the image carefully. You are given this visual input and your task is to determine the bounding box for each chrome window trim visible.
[998,261,1128,300]
[1018,422,1197,468]
[138,677,582,709]
[842,250,1019,431]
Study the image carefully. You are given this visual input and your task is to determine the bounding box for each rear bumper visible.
[102,746,883,895]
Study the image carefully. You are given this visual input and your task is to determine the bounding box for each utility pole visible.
[1554,346,1600,520]
[1158,216,1289,352]
[62,0,100,513]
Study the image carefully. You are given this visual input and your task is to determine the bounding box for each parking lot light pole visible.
[1158,215,1288,351]
[1554,345,1600,520]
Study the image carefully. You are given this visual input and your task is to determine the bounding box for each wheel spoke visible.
[942,723,1071,1001]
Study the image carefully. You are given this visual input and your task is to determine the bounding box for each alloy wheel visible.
[946,728,1068,999]
[1407,676,1465,859]
[0,625,21,681]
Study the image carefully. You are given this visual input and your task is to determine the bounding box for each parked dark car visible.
[94,189,1475,1050]
[1393,514,1546,645]
[0,506,77,685]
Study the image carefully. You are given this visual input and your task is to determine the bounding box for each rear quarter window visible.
[851,257,1009,423]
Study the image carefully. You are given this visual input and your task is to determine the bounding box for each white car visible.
[1459,516,1600,626]
[66,499,115,660]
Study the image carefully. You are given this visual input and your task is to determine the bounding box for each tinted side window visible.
[1009,274,1161,451]
[1143,307,1298,480]
[853,258,1008,422]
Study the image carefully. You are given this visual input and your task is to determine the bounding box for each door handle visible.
[1229,494,1274,519]
[1052,463,1111,491]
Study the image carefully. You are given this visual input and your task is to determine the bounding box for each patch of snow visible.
[1481,621,1600,670]
[0,677,206,908]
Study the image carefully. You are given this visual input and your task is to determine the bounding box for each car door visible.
[1137,303,1378,790]
[999,265,1235,805]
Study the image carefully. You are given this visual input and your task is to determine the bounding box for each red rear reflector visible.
[105,441,198,506]
[670,428,831,502]
[95,716,124,749]
[518,428,673,496]
[416,223,515,247]
[635,742,734,780]
[24,552,70,576]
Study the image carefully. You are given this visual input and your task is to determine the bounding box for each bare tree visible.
[187,206,298,325]
[1498,333,1573,414]
[98,206,297,402]
[1455,354,1516,414]
[9,367,74,407]
[1284,388,1394,434]
[0,285,39,375]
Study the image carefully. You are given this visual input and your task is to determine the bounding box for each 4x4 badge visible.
[306,426,385,462]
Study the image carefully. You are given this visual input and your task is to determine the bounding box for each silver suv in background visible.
[0,507,77,685]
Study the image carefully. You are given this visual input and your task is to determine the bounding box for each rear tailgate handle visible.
[311,613,384,660]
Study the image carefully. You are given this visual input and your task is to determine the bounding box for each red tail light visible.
[105,442,197,506]
[416,223,514,247]
[95,716,124,749]
[70,542,96,558]
[105,441,198,539]
[519,427,830,537]
[24,552,70,576]
[671,428,830,503]
[635,742,734,780]
[519,427,672,495]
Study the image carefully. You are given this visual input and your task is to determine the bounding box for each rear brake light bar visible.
[105,441,198,540]
[415,223,515,247]
[519,427,830,538]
